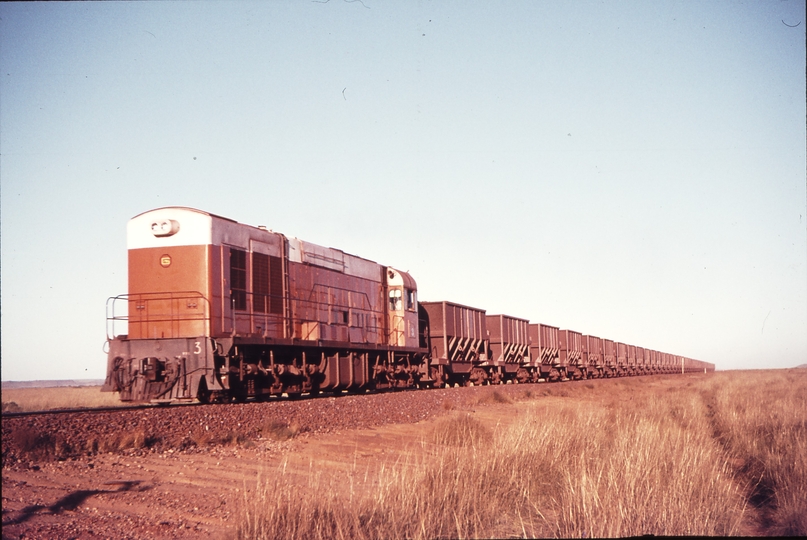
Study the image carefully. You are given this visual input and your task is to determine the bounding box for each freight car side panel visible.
[603,339,615,368]
[558,330,583,368]
[616,342,628,371]
[421,301,487,366]
[583,335,602,370]
[528,323,559,370]
[636,347,646,371]
[486,314,530,367]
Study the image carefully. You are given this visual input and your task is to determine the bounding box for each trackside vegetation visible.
[236,369,806,538]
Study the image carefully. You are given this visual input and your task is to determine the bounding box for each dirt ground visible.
[2,419,421,539]
[4,374,777,538]
[2,389,517,540]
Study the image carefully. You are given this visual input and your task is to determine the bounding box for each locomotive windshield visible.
[390,288,417,311]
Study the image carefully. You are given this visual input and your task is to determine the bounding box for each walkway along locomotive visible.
[103,207,714,403]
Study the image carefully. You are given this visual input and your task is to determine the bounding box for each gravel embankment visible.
[2,383,531,467]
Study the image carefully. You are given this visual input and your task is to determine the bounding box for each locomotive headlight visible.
[151,219,180,237]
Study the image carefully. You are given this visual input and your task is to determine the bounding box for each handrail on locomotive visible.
[106,291,211,341]
[107,288,406,344]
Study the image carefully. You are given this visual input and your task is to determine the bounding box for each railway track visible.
[0,381,558,467]
[0,373,658,420]
[1,388,355,419]
[1,402,184,419]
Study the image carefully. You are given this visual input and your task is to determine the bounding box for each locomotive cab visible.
[385,268,419,349]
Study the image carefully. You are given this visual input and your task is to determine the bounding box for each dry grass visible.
[236,370,807,539]
[2,386,123,413]
[9,424,157,460]
[90,427,158,453]
[701,370,807,536]
[476,389,513,405]
[260,420,302,441]
[188,428,251,448]
[431,413,492,447]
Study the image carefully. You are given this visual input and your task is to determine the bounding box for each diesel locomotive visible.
[103,207,714,403]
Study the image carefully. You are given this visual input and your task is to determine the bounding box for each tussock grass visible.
[187,428,250,448]
[431,413,492,448]
[9,425,59,461]
[701,370,807,536]
[91,427,157,453]
[2,386,122,412]
[476,389,513,405]
[260,420,302,441]
[10,424,157,460]
[2,401,23,413]
[237,375,777,539]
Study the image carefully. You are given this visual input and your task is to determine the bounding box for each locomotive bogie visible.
[210,342,426,399]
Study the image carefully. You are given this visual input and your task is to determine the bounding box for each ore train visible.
[103,207,714,403]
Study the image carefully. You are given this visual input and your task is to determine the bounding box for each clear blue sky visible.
[2,0,805,380]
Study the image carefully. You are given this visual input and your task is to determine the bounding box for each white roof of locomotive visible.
[127,207,416,286]
[128,207,218,248]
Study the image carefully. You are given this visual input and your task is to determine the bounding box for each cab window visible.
[389,288,402,311]
[405,289,416,311]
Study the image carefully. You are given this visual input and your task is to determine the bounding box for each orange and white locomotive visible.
[104,207,714,403]
[103,207,428,402]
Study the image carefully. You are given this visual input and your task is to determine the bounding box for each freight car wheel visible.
[429,367,447,388]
